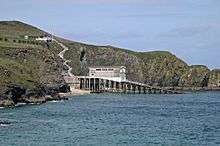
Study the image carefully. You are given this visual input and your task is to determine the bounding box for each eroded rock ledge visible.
[0,84,70,107]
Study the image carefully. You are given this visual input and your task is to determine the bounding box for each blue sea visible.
[0,92,220,146]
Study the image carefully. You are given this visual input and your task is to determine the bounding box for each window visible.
[96,69,101,71]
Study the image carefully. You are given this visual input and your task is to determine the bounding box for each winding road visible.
[53,39,74,77]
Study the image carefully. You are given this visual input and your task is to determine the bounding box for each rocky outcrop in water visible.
[0,121,11,126]
[0,99,15,107]
[0,84,69,107]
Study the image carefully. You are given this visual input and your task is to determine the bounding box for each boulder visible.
[44,83,70,95]
[4,85,26,103]
[0,99,14,107]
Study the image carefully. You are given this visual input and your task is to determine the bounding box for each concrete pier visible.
[64,66,182,94]
[77,76,182,94]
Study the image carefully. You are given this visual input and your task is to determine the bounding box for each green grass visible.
[0,37,63,94]
[0,58,37,89]
[0,21,47,38]
[0,41,41,49]
[0,20,218,90]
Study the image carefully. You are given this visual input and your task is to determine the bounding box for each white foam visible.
[0,124,10,127]
[49,100,63,103]
[15,103,27,107]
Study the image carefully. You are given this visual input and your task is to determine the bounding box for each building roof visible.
[89,66,126,69]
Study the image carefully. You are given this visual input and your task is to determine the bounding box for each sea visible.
[0,92,220,146]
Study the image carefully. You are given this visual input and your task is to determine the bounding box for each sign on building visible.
[89,66,126,81]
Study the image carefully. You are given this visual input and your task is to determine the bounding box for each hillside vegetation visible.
[0,21,219,103]
[63,42,215,88]
[0,21,68,106]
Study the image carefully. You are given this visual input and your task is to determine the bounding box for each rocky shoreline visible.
[0,21,219,108]
[164,86,220,91]
[0,84,70,108]
[1,84,220,108]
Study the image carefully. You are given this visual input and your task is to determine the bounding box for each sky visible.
[0,0,220,69]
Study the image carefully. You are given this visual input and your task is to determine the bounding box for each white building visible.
[24,35,29,40]
[36,36,53,42]
[88,66,126,82]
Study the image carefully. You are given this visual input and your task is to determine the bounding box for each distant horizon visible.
[1,0,220,69]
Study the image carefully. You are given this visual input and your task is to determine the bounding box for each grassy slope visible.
[0,21,218,90]
[208,69,220,87]
[62,41,211,87]
[0,21,46,38]
[0,21,64,95]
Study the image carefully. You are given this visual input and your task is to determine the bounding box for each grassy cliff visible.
[0,21,67,106]
[208,69,220,87]
[0,20,219,98]
[63,42,214,88]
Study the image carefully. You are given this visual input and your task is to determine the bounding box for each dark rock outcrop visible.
[0,98,14,107]
[0,121,11,126]
[4,85,26,103]
[44,84,70,95]
[0,84,69,107]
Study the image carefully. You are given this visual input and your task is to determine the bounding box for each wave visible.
[49,100,64,103]
[15,103,27,107]
[0,123,10,127]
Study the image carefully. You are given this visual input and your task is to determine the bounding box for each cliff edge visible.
[0,21,219,106]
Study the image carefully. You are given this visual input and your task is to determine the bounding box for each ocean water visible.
[0,92,220,146]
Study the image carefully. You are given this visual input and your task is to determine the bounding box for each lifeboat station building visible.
[76,66,127,91]
[88,66,126,82]
[68,66,181,94]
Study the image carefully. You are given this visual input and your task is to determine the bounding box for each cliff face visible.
[0,20,219,104]
[0,22,65,85]
[0,21,68,107]
[63,41,216,88]
[178,65,210,87]
[135,51,189,87]
[208,69,220,87]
